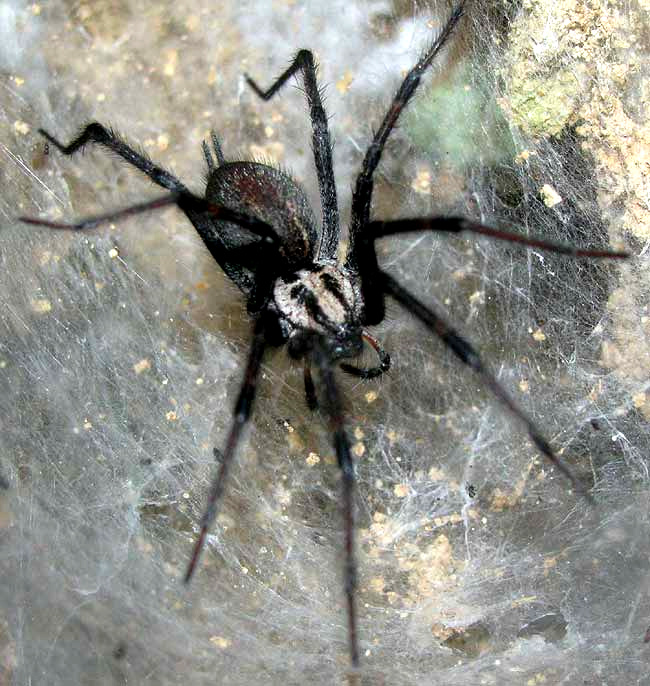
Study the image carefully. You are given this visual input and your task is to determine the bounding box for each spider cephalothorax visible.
[273,264,364,353]
[20,1,629,673]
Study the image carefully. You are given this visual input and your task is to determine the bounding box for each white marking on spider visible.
[273,264,359,335]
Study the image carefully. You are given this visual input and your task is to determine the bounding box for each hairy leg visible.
[369,216,630,259]
[246,50,339,261]
[185,317,267,582]
[312,339,360,668]
[38,123,188,193]
[346,3,465,276]
[382,270,594,500]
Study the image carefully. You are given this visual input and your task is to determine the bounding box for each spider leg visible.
[303,361,318,410]
[18,186,284,302]
[352,212,630,327]
[368,217,631,259]
[211,131,225,166]
[311,339,360,668]
[340,331,391,379]
[246,256,278,314]
[382,270,594,501]
[185,317,267,583]
[19,191,282,245]
[202,131,226,172]
[38,123,189,193]
[246,51,339,261]
[202,141,215,173]
[346,3,464,271]
[19,194,179,230]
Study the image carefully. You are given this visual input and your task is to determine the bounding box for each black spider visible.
[20,3,629,672]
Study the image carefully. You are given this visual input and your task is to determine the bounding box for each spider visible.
[20,2,630,672]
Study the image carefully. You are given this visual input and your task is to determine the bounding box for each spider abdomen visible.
[206,161,319,266]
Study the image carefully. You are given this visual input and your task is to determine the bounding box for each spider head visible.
[274,264,364,361]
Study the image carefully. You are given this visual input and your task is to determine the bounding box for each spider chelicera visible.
[21,2,629,672]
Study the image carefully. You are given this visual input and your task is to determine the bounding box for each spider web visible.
[1,1,649,684]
